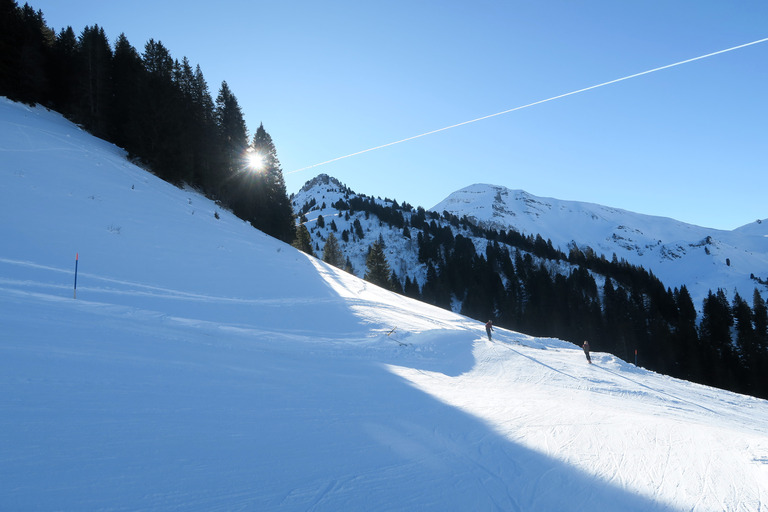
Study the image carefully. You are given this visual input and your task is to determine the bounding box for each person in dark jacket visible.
[582,340,592,363]
[485,320,494,341]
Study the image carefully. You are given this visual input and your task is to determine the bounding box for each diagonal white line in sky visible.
[287,37,768,175]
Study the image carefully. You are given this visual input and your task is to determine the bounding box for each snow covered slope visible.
[2,97,768,511]
[433,184,768,305]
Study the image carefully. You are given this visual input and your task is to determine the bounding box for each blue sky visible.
[29,0,767,230]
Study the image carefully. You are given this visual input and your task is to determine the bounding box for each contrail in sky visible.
[287,37,768,175]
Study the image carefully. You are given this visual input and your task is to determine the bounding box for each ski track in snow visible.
[388,336,768,511]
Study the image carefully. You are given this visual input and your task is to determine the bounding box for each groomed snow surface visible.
[2,97,767,511]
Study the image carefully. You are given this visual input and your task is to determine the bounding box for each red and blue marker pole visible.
[74,252,79,299]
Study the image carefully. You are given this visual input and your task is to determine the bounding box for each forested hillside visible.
[0,0,294,242]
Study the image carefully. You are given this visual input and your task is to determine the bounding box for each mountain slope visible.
[2,97,768,511]
[292,173,429,286]
[432,184,768,305]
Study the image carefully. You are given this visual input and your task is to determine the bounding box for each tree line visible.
[0,0,294,243]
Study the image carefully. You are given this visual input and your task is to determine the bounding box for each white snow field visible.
[1,97,767,511]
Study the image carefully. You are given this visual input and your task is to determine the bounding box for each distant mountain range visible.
[293,176,768,308]
[432,184,768,306]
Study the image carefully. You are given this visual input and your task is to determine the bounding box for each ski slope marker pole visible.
[74,252,78,299]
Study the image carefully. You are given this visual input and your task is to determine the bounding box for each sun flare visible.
[245,150,264,171]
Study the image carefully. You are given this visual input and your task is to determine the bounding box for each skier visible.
[582,340,592,364]
[485,320,494,341]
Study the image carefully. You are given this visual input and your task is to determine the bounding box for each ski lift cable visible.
[287,37,768,175]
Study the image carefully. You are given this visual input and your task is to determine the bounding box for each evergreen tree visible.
[0,3,54,105]
[752,289,768,353]
[352,218,365,239]
[521,263,557,337]
[403,275,421,299]
[0,0,24,101]
[139,39,186,182]
[322,232,344,268]
[699,289,736,389]
[74,25,112,137]
[169,56,201,185]
[187,63,218,193]
[417,231,440,264]
[390,271,404,294]
[292,224,314,256]
[733,292,755,361]
[364,241,392,290]
[248,124,296,243]
[602,278,633,361]
[561,267,601,346]
[732,292,758,393]
[109,33,146,158]
[49,26,78,113]
[461,253,503,323]
[215,81,248,175]
[752,289,768,398]
[499,270,523,331]
[421,262,451,309]
[673,285,701,381]
[215,81,249,209]
[344,256,355,275]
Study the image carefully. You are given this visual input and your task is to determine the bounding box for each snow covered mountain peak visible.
[297,173,350,196]
[433,183,768,305]
[434,183,668,235]
[433,184,561,224]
